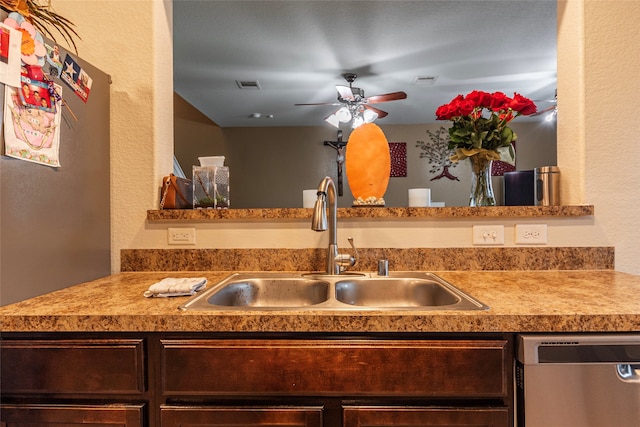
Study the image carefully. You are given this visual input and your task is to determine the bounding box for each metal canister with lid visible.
[534,166,560,206]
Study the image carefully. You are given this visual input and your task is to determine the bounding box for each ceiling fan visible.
[295,73,407,128]
[531,89,557,121]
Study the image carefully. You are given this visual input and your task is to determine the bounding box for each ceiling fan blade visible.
[363,105,388,118]
[365,91,407,104]
[533,89,557,104]
[336,85,355,101]
[530,105,556,116]
[294,102,341,106]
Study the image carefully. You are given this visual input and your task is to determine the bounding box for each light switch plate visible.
[472,225,505,245]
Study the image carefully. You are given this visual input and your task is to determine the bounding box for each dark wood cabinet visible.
[1,334,513,427]
[0,403,144,427]
[0,337,149,427]
[343,406,509,427]
[160,339,508,398]
[160,406,323,426]
[1,338,145,395]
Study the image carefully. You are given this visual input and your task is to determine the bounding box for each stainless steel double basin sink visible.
[179,272,488,311]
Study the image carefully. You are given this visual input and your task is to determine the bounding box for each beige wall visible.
[556,0,640,273]
[54,0,174,272]
[54,0,639,274]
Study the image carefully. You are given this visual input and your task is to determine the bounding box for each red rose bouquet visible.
[435,90,537,162]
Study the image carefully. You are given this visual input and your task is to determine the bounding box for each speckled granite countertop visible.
[2,270,639,333]
[147,205,594,221]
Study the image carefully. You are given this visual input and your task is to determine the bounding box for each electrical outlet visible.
[472,225,504,245]
[515,224,547,244]
[168,227,196,245]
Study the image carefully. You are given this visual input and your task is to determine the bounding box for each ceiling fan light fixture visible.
[545,108,557,122]
[303,73,405,128]
[352,115,365,129]
[336,106,352,123]
[325,113,340,128]
[362,108,378,123]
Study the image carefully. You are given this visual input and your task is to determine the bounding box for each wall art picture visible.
[4,82,62,167]
[389,142,407,177]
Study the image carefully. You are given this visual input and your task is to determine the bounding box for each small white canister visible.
[408,188,431,207]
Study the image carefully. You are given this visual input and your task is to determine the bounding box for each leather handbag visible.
[160,174,193,209]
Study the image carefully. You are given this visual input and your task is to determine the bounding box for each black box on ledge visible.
[504,170,534,206]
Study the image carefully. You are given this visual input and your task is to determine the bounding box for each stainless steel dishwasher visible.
[516,334,640,427]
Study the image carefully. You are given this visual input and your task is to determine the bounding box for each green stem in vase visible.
[469,155,496,207]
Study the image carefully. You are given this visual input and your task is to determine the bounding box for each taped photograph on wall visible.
[3,82,62,167]
[0,22,21,87]
[61,54,92,103]
[19,73,56,113]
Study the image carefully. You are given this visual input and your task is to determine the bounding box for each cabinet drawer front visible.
[161,339,508,397]
[0,403,145,426]
[343,406,509,427]
[161,406,323,427]
[1,339,146,394]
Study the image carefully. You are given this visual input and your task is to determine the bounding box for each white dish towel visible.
[144,277,207,298]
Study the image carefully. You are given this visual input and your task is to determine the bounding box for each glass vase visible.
[468,155,496,207]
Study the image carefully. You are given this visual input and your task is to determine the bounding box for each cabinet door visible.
[343,406,509,427]
[161,406,323,427]
[0,403,144,427]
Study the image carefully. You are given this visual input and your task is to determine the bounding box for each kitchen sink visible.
[197,276,329,308]
[336,278,460,308]
[179,272,488,311]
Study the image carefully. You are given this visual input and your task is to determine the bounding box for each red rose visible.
[456,98,475,116]
[489,92,511,111]
[466,90,493,108]
[436,94,473,119]
[435,103,456,120]
[509,92,538,115]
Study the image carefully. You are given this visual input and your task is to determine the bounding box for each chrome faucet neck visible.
[311,176,341,275]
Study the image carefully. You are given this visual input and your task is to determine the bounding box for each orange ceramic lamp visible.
[345,123,391,206]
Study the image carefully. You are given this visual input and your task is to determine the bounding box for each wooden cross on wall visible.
[324,130,347,196]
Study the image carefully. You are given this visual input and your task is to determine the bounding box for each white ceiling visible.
[173,0,557,128]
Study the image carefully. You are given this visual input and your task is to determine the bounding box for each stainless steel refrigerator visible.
[0,45,111,305]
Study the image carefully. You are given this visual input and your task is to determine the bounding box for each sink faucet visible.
[311,176,358,274]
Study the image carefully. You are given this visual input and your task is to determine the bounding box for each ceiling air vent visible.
[412,76,438,86]
[236,80,261,89]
